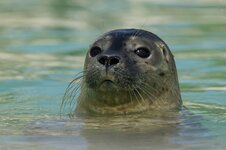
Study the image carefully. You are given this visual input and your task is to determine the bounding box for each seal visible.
[62,29,182,115]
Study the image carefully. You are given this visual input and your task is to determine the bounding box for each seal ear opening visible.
[162,46,170,63]
[156,42,170,63]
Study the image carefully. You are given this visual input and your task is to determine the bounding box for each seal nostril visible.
[109,57,120,66]
[98,56,120,66]
[98,56,107,65]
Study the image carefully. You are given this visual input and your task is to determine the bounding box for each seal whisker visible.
[138,82,157,94]
[138,81,160,96]
[133,88,143,105]
[73,85,86,108]
[62,79,81,106]
[70,84,88,116]
[64,75,84,92]
[132,28,144,38]
[129,85,142,106]
[141,83,166,105]
[127,87,134,105]
[61,78,83,116]
[135,85,155,103]
[60,70,94,116]
[69,82,82,109]
[134,86,147,104]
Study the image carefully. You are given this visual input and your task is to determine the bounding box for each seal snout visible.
[98,55,120,67]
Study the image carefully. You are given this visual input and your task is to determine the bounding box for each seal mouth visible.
[99,79,117,90]
[101,79,114,85]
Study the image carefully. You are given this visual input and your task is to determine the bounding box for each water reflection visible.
[17,109,211,150]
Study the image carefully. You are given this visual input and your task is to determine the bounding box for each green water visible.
[0,0,226,149]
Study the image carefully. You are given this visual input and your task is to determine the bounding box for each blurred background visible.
[0,0,226,149]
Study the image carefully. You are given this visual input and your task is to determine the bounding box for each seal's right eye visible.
[90,46,102,57]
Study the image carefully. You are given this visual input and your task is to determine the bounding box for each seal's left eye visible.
[134,47,150,58]
[90,46,102,57]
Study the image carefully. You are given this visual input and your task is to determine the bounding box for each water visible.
[0,0,226,149]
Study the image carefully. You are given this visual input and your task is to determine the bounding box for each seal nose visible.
[98,55,120,67]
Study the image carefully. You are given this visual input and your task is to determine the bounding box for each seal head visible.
[64,29,182,115]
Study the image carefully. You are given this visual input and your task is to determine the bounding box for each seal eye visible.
[134,47,150,58]
[90,46,102,57]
